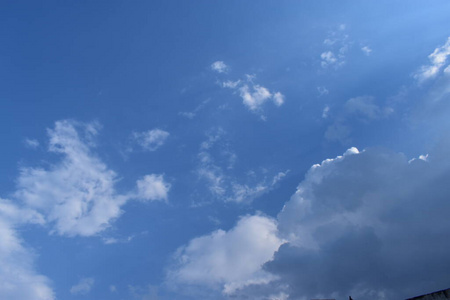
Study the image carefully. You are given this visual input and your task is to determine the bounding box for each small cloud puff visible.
[361,46,372,56]
[211,61,229,73]
[224,78,285,113]
[70,278,94,295]
[136,174,171,202]
[24,138,39,149]
[212,62,285,116]
[132,129,169,152]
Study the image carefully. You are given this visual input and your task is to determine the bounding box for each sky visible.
[1,1,450,300]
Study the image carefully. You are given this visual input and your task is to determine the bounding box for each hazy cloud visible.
[132,129,169,152]
[70,277,95,295]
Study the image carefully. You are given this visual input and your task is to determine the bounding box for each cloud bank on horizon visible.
[1,2,450,300]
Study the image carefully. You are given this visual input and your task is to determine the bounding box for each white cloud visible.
[237,84,285,112]
[414,37,450,82]
[317,86,329,97]
[322,105,330,119]
[361,46,372,56]
[320,51,337,67]
[222,80,241,89]
[273,92,285,107]
[320,25,350,69]
[218,72,285,115]
[24,138,39,149]
[0,120,170,299]
[196,130,286,203]
[179,99,210,119]
[239,84,272,111]
[0,199,54,300]
[70,277,94,295]
[211,61,229,73]
[136,174,170,202]
[132,129,169,151]
[14,120,169,237]
[167,214,284,296]
[14,121,127,237]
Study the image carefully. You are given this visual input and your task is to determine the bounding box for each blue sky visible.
[1,1,450,300]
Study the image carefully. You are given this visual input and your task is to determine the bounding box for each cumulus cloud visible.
[0,120,171,298]
[320,51,338,67]
[215,63,285,115]
[136,174,170,201]
[170,142,450,300]
[415,37,450,82]
[268,146,450,299]
[237,84,285,112]
[70,277,95,295]
[0,199,54,300]
[211,61,229,73]
[167,215,285,297]
[132,129,170,152]
[14,120,169,237]
[221,77,285,114]
[14,121,128,236]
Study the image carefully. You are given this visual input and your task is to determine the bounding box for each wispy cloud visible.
[361,45,372,56]
[24,138,39,149]
[70,277,95,295]
[325,96,393,144]
[196,129,287,204]
[178,99,210,119]
[132,129,170,152]
[414,37,450,83]
[320,25,349,69]
[0,199,54,300]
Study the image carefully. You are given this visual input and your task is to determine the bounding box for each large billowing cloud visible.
[169,143,450,300]
[268,145,450,300]
[166,214,285,298]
